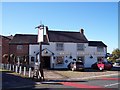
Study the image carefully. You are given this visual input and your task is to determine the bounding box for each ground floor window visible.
[77,56,84,63]
[56,56,64,64]
[97,57,104,62]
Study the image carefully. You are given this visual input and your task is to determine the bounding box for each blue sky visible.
[2,2,118,53]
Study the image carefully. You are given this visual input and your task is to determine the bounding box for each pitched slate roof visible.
[0,35,13,40]
[88,41,107,47]
[47,30,88,43]
[9,34,48,44]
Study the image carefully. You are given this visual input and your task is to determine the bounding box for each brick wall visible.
[9,44,29,64]
[2,37,11,64]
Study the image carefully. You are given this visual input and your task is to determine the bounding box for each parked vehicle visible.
[113,62,120,67]
[91,61,113,71]
[68,61,84,71]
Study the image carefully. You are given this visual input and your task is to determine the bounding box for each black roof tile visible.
[88,41,107,47]
[47,30,88,43]
[9,34,48,44]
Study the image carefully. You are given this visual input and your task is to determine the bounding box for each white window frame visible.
[97,47,104,52]
[17,45,23,50]
[77,44,84,51]
[56,43,64,51]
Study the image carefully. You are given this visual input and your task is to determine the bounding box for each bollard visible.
[19,66,22,74]
[29,68,31,78]
[23,67,26,76]
[9,64,11,71]
[1,64,4,69]
[0,63,1,69]
[13,65,14,71]
[15,65,18,73]
[7,64,9,70]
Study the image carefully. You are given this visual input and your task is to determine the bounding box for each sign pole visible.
[35,24,45,81]
[39,41,44,81]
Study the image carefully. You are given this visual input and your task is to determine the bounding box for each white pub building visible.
[29,26,107,69]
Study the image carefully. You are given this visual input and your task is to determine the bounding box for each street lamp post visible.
[35,24,45,81]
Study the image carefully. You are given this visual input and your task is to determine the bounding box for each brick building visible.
[0,35,13,64]
[9,34,47,65]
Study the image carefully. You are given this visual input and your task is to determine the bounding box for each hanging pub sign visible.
[37,25,44,43]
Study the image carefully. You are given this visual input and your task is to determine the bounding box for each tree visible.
[108,48,120,62]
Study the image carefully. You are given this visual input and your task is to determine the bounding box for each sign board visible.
[38,27,43,42]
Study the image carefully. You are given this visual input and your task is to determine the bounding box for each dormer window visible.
[77,44,84,51]
[56,43,64,51]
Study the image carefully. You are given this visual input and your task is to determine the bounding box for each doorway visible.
[42,56,51,69]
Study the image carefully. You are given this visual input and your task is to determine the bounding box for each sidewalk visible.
[1,68,119,81]
[43,69,119,81]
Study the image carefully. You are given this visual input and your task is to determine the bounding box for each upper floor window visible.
[97,47,104,52]
[56,43,64,51]
[17,45,23,50]
[77,44,84,51]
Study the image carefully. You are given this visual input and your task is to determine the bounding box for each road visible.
[35,75,120,89]
[1,68,120,90]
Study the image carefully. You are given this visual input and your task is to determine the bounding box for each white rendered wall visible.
[29,43,107,69]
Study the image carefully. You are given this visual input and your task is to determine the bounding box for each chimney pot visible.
[80,29,84,34]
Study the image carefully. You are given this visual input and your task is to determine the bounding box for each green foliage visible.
[108,48,120,62]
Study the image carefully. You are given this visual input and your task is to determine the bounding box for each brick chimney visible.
[46,26,48,32]
[80,29,84,34]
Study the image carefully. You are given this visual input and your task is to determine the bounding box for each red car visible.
[91,61,113,71]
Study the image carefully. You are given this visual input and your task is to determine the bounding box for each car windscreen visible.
[76,62,83,65]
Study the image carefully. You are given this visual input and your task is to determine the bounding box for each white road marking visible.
[104,83,120,87]
[69,73,118,80]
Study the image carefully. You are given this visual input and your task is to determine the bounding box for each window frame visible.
[77,43,84,51]
[56,56,64,64]
[17,45,23,50]
[56,43,64,51]
[97,47,104,52]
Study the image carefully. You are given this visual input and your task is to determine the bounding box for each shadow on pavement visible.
[110,67,120,71]
[2,70,36,90]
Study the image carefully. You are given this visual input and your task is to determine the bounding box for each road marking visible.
[104,83,120,87]
[60,82,102,88]
[102,78,120,80]
[69,73,118,80]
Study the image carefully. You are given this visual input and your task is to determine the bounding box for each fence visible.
[0,63,39,78]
